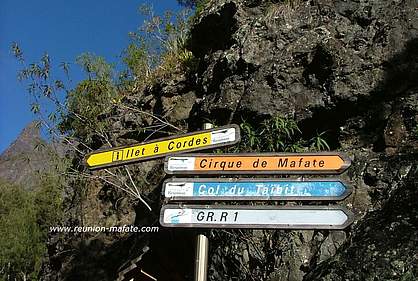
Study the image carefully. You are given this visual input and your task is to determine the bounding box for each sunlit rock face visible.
[187,1,418,280]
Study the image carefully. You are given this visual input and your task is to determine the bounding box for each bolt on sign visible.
[85,125,240,170]
[160,205,354,230]
[164,152,351,175]
[163,178,352,201]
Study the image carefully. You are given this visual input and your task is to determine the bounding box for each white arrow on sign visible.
[160,205,354,230]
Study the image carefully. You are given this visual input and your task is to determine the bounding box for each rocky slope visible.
[43,0,418,280]
[0,121,53,189]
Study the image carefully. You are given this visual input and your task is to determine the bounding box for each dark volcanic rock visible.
[305,156,418,281]
[186,0,418,280]
[192,0,418,126]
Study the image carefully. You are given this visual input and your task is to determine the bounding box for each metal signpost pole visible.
[195,233,209,281]
[194,123,213,281]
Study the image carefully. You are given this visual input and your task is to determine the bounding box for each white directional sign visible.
[160,205,354,229]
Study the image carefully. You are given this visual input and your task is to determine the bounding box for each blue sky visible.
[0,0,182,153]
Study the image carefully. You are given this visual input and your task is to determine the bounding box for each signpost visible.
[80,113,353,280]
[165,152,351,175]
[163,178,352,201]
[85,125,240,170]
[160,205,354,230]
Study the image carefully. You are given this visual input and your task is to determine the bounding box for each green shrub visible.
[0,175,63,281]
[219,115,330,153]
[0,181,45,281]
[237,116,304,152]
[122,5,196,90]
[33,174,64,234]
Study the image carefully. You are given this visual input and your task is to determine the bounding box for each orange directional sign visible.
[164,152,351,174]
[85,125,240,170]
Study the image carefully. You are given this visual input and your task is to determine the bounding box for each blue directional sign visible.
[163,178,351,201]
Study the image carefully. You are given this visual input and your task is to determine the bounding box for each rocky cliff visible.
[0,121,53,189]
[43,0,418,280]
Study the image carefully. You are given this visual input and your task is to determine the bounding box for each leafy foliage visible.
[33,173,64,234]
[76,53,114,81]
[239,116,303,152]
[122,5,197,90]
[221,115,330,153]
[177,0,208,15]
[309,131,331,151]
[60,53,118,142]
[0,177,62,281]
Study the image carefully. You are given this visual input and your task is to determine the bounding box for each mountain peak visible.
[0,121,50,188]
[20,120,41,138]
[1,121,43,160]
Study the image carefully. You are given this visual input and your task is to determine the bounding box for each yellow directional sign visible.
[85,125,240,170]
